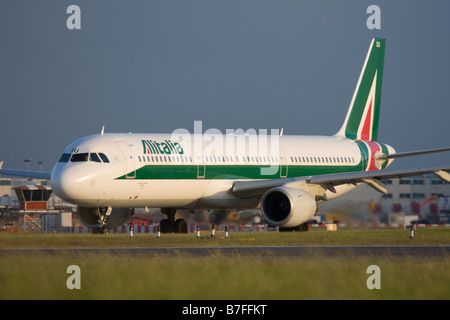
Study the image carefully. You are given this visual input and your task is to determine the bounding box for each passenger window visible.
[98,153,110,163]
[89,153,102,163]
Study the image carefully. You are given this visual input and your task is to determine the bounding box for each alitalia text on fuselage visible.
[142,139,184,155]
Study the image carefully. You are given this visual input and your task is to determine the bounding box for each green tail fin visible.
[336,38,385,141]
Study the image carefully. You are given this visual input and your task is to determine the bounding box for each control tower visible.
[14,185,52,210]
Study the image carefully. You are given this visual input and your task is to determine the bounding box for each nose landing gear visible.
[97,207,113,232]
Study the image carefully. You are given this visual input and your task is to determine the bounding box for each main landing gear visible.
[279,222,309,232]
[159,208,188,233]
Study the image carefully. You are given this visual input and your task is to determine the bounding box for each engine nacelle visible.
[77,207,134,230]
[261,187,317,228]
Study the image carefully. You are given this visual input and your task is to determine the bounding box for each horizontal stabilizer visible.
[376,147,450,160]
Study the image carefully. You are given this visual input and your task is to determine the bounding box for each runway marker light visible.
[225,225,229,238]
[157,225,161,238]
[211,224,215,238]
[129,225,133,238]
[196,225,200,239]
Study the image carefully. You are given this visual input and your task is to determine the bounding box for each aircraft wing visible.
[0,162,51,180]
[232,166,450,199]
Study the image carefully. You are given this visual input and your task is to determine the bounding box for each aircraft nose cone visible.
[51,164,84,203]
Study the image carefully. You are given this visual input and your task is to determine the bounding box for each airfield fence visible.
[62,222,450,234]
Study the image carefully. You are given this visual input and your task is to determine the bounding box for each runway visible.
[1,245,449,259]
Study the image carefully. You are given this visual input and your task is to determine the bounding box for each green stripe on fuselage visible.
[115,164,362,180]
[355,141,369,170]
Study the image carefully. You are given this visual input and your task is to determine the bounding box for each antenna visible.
[280,128,283,137]
[101,125,105,136]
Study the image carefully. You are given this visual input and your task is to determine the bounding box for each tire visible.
[279,222,309,232]
[160,219,172,233]
[174,219,188,233]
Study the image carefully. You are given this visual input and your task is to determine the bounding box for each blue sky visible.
[1,1,449,172]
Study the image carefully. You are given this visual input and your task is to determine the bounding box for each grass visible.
[0,227,449,248]
[1,251,449,299]
[0,228,449,300]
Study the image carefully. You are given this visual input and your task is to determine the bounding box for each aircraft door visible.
[115,141,136,179]
[194,142,205,179]
[197,164,205,179]
[280,151,288,178]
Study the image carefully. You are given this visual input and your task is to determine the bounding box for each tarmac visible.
[1,245,449,259]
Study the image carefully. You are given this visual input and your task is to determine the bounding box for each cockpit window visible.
[98,153,110,163]
[68,152,110,163]
[71,153,89,162]
[58,153,72,163]
[89,153,102,163]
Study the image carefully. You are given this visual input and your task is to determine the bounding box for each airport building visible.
[0,177,75,232]
[322,175,450,225]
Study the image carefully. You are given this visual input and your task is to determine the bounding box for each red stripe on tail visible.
[360,98,373,141]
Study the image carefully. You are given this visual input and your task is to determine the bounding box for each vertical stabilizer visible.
[336,38,385,141]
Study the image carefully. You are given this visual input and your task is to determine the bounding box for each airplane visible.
[1,38,450,234]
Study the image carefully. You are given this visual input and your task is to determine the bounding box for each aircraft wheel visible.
[160,219,172,233]
[279,222,308,232]
[174,219,188,233]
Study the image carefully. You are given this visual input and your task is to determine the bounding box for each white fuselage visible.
[51,133,394,210]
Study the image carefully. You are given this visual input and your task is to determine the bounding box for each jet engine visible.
[77,206,134,232]
[261,187,317,228]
